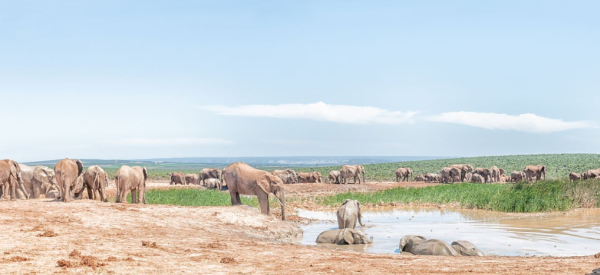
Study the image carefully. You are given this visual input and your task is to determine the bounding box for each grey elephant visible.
[395,168,413,182]
[450,164,474,182]
[473,168,492,183]
[316,229,373,245]
[204,178,222,190]
[272,169,298,184]
[0,159,29,200]
[452,240,485,256]
[523,165,546,181]
[337,199,365,229]
[340,165,365,184]
[199,168,222,185]
[18,164,58,199]
[399,235,457,256]
[440,167,453,183]
[471,173,485,183]
[510,171,526,182]
[328,170,340,184]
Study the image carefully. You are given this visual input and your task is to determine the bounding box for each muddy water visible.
[298,207,600,256]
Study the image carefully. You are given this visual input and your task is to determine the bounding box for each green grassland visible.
[319,179,600,212]
[95,154,600,181]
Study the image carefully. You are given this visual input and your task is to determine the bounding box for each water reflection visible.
[298,207,600,256]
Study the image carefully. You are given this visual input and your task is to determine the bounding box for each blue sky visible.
[1,1,599,161]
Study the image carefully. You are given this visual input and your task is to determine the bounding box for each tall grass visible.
[321,180,600,213]
[125,188,282,208]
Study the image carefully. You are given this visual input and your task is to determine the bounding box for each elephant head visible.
[337,229,373,245]
[33,166,58,197]
[358,165,366,183]
[262,173,286,220]
[399,235,427,252]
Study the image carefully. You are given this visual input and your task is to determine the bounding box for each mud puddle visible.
[298,207,600,256]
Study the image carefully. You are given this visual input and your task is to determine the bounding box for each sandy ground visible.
[1,181,599,274]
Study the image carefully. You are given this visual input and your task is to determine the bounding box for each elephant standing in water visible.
[328,170,340,184]
[223,162,286,220]
[79,165,109,202]
[115,166,147,204]
[0,159,29,200]
[54,158,83,202]
[524,165,546,181]
[17,164,57,199]
[316,229,373,245]
[340,165,365,184]
[399,235,483,256]
[336,199,365,229]
[395,168,413,182]
[272,169,298,184]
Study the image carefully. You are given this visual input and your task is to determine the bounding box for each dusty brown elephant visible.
[510,171,526,182]
[54,158,83,202]
[185,174,199,185]
[473,168,492,183]
[440,167,454,183]
[223,162,285,220]
[569,172,582,182]
[340,165,365,184]
[424,173,440,182]
[115,165,147,204]
[272,169,298,184]
[490,166,501,182]
[199,168,222,185]
[337,199,364,229]
[297,172,322,183]
[169,172,187,185]
[450,164,474,182]
[395,168,413,182]
[524,165,546,181]
[328,170,340,184]
[471,173,485,183]
[582,169,600,179]
[18,164,57,199]
[79,165,109,202]
[414,174,425,182]
[0,159,29,200]
[204,178,222,190]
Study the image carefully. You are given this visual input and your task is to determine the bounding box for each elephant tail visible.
[93,173,99,190]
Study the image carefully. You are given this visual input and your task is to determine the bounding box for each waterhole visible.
[299,207,600,256]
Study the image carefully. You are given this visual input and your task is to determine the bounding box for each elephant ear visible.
[256,179,270,195]
[76,160,84,177]
[33,167,48,182]
[342,229,354,244]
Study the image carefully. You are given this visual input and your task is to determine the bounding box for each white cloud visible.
[427,112,594,133]
[112,138,231,147]
[201,102,417,124]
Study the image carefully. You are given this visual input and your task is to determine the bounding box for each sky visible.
[1,1,599,162]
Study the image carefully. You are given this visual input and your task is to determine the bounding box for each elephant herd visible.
[316,199,485,256]
[270,165,365,185]
[569,168,600,182]
[169,168,224,190]
[405,164,550,184]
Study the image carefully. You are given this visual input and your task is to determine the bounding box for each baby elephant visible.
[399,235,484,256]
[337,199,365,229]
[316,229,373,245]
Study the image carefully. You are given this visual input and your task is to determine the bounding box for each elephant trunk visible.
[358,212,365,227]
[277,190,286,221]
[362,171,365,184]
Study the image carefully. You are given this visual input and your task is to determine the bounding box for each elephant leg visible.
[10,180,17,201]
[86,184,94,200]
[98,186,106,202]
[257,191,269,215]
[133,188,138,203]
[139,183,145,204]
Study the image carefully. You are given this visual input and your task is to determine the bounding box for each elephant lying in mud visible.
[399,235,484,256]
[337,199,364,229]
[316,229,373,245]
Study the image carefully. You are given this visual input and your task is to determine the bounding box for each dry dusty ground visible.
[0,181,599,274]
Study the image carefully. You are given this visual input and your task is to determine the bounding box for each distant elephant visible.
[395,168,413,182]
[440,167,452,183]
[569,172,582,182]
[340,165,365,184]
[510,171,526,182]
[115,165,147,204]
[272,169,298,184]
[204,178,222,190]
[450,164,474,182]
[223,162,286,220]
[582,169,600,179]
[414,174,425,182]
[18,164,57,199]
[399,235,458,256]
[490,166,501,182]
[524,165,546,181]
[316,229,373,245]
[199,168,222,185]
[473,168,492,183]
[451,240,485,256]
[328,170,341,184]
[79,165,109,202]
[471,173,485,183]
[464,173,473,182]
[0,159,29,200]
[297,172,322,183]
[54,158,83,202]
[499,168,505,176]
[337,199,364,229]
[498,175,509,183]
[185,174,199,185]
[169,172,187,185]
[425,173,440,183]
